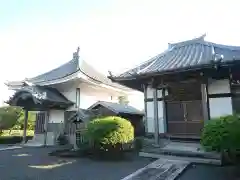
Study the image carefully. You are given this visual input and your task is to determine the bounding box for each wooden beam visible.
[43,111,49,146]
[229,68,234,114]
[162,88,167,133]
[22,109,28,144]
[153,88,159,145]
[201,83,209,124]
[143,84,148,133]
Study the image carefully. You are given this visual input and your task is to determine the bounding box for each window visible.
[75,88,80,108]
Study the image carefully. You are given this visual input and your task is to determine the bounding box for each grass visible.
[1,130,34,137]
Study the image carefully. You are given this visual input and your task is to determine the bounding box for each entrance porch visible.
[165,82,204,138]
[145,77,234,141]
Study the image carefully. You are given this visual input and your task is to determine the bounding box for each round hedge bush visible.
[201,114,240,152]
[85,116,134,151]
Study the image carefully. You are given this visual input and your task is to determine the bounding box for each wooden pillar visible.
[22,109,28,144]
[201,83,209,124]
[162,88,167,133]
[43,111,49,146]
[153,88,159,145]
[143,84,148,133]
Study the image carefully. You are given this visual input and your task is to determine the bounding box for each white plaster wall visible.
[146,87,162,99]
[61,87,119,110]
[146,101,154,133]
[62,89,76,103]
[147,87,153,98]
[146,100,165,133]
[209,98,233,118]
[158,101,165,133]
[46,132,55,145]
[157,89,162,98]
[208,79,233,118]
[208,79,230,94]
[49,110,64,123]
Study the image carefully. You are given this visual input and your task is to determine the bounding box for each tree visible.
[118,96,129,105]
[0,106,22,133]
[15,111,36,130]
[0,106,36,134]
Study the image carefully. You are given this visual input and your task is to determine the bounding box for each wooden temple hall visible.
[109,35,240,144]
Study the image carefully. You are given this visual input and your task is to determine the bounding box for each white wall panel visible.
[157,89,162,98]
[49,110,64,123]
[147,87,153,98]
[208,79,230,94]
[158,101,165,133]
[209,97,232,118]
[146,101,154,133]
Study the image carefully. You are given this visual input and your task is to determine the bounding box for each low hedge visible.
[201,114,240,152]
[0,136,33,144]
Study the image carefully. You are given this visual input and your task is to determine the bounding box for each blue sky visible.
[1,0,240,107]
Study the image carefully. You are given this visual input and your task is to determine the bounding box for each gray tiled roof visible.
[26,51,131,91]
[67,109,98,123]
[117,36,240,78]
[28,59,79,83]
[7,85,73,108]
[88,101,144,115]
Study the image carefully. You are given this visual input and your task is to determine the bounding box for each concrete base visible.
[68,134,77,149]
[139,152,222,165]
[141,140,222,165]
[26,133,55,147]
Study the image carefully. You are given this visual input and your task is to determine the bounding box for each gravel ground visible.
[0,146,152,180]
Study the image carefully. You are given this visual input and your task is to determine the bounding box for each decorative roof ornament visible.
[73,46,80,60]
[24,80,34,87]
[199,33,206,40]
[108,70,113,77]
[168,33,206,49]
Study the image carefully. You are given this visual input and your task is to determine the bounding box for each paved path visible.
[0,145,22,151]
[122,158,189,180]
[0,146,238,180]
[177,164,240,180]
[0,147,152,180]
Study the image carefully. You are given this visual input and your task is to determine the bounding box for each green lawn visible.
[1,130,34,136]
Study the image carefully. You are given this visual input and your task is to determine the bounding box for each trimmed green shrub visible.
[85,116,134,151]
[201,114,240,152]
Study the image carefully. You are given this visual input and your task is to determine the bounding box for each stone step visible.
[121,158,190,180]
[139,152,222,165]
[141,147,221,160]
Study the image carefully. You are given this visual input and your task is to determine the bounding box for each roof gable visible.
[88,101,144,115]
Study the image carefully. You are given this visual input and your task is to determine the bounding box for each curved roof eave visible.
[6,47,132,92]
[111,35,240,81]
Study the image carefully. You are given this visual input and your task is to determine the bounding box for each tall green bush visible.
[0,106,36,132]
[201,114,240,152]
[0,106,22,131]
[85,116,134,151]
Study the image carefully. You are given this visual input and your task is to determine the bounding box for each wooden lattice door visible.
[166,100,204,137]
